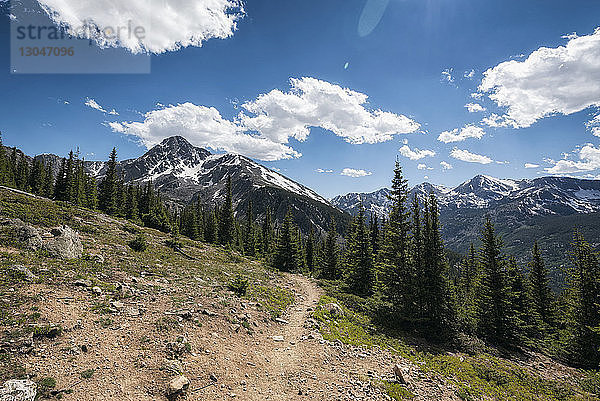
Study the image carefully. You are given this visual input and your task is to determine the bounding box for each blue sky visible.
[1,0,600,198]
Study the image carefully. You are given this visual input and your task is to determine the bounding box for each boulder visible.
[393,364,407,385]
[322,303,343,317]
[11,266,37,282]
[14,225,42,251]
[42,226,83,259]
[0,379,37,401]
[166,375,189,398]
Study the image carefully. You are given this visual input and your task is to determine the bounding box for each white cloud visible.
[85,98,118,115]
[545,144,600,174]
[465,103,486,113]
[35,0,244,54]
[440,161,453,170]
[464,69,475,79]
[481,113,517,128]
[417,163,433,170]
[399,145,436,160]
[108,102,300,161]
[441,68,454,83]
[316,168,333,174]
[438,125,485,143]
[478,28,600,128]
[524,163,540,169]
[450,148,493,164]
[108,77,420,161]
[341,168,372,178]
[239,77,420,145]
[586,113,600,137]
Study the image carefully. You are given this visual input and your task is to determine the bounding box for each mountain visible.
[57,136,349,234]
[333,175,600,276]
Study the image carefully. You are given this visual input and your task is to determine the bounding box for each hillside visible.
[0,188,598,400]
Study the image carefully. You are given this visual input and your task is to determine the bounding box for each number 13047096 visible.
[19,47,75,57]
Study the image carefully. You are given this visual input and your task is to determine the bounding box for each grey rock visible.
[42,226,83,259]
[14,225,42,251]
[393,364,407,385]
[74,279,92,288]
[12,266,37,281]
[0,379,37,401]
[322,303,343,317]
[166,375,189,397]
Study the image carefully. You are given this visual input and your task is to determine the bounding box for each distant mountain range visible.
[332,175,600,277]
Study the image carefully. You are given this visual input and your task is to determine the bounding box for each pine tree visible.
[29,159,47,195]
[345,207,375,296]
[412,194,424,321]
[262,207,275,257]
[321,218,339,279]
[458,243,479,333]
[99,148,119,215]
[15,154,30,191]
[243,200,257,256]
[126,185,141,223]
[566,232,600,367]
[305,228,316,273]
[528,242,554,330]
[379,160,413,322]
[74,158,86,206]
[476,219,513,344]
[0,132,10,186]
[54,158,67,200]
[272,209,300,272]
[43,164,54,198]
[64,150,75,202]
[219,176,235,246]
[507,256,530,340]
[421,194,454,337]
[85,175,98,209]
[369,214,380,258]
[195,198,204,242]
[204,208,219,244]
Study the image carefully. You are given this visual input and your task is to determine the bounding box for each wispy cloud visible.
[399,145,436,160]
[341,168,372,178]
[315,168,334,174]
[441,68,454,84]
[85,98,118,115]
[450,148,493,164]
[465,103,486,113]
[524,163,539,169]
[438,125,485,143]
[440,161,453,170]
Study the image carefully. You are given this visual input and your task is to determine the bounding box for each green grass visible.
[378,380,415,400]
[313,294,599,401]
[249,284,294,319]
[80,369,95,379]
